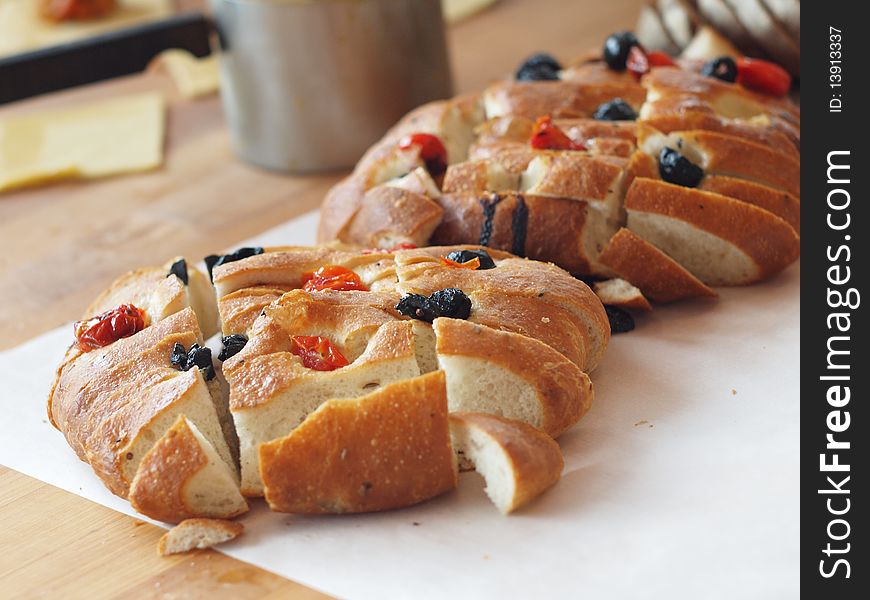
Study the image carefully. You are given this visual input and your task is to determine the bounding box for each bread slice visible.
[345,185,444,249]
[638,127,800,197]
[130,416,247,523]
[434,318,593,438]
[593,278,653,311]
[157,518,244,556]
[224,307,423,495]
[84,258,219,339]
[624,178,800,285]
[449,412,564,514]
[48,308,234,498]
[260,371,456,514]
[394,249,611,371]
[598,228,717,302]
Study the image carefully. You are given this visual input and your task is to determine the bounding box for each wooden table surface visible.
[0,0,642,597]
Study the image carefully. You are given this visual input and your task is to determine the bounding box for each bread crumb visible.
[731,389,737,395]
[541,317,550,323]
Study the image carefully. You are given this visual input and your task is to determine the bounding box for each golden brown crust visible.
[157,518,244,556]
[624,178,800,281]
[395,251,610,371]
[260,371,456,514]
[48,309,208,497]
[434,319,593,438]
[701,175,800,234]
[598,228,717,303]
[345,186,444,248]
[129,417,247,523]
[449,412,564,513]
[485,80,646,120]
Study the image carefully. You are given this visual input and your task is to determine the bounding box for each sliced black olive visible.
[605,305,635,333]
[700,57,738,83]
[592,98,638,121]
[169,342,215,380]
[218,334,248,361]
[167,258,189,285]
[603,31,640,71]
[396,294,440,323]
[429,288,472,320]
[659,147,704,188]
[445,249,496,270]
[515,52,562,81]
[204,247,265,282]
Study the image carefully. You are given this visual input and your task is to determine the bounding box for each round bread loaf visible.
[50,244,605,521]
[317,34,799,304]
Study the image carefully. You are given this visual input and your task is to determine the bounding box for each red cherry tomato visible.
[440,255,481,270]
[627,47,675,79]
[301,265,368,292]
[398,133,448,176]
[647,50,677,68]
[290,336,350,371]
[736,57,792,97]
[74,304,147,352]
[529,116,586,151]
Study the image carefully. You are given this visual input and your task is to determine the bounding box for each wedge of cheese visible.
[0,92,165,192]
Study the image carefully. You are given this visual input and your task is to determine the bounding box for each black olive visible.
[166,258,189,285]
[605,305,635,333]
[396,294,440,323]
[659,147,704,188]
[429,288,472,320]
[396,288,472,322]
[603,31,640,71]
[218,334,248,361]
[169,342,215,380]
[169,342,188,370]
[592,98,638,121]
[445,249,496,270]
[515,52,562,81]
[700,57,738,83]
[204,247,265,282]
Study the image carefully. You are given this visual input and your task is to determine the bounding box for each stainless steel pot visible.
[211,0,453,173]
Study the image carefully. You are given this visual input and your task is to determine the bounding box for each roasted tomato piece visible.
[74,304,147,352]
[529,116,586,151]
[736,57,792,97]
[290,336,350,371]
[440,255,481,270]
[301,265,368,292]
[398,133,448,176]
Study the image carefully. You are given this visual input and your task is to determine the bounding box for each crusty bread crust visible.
[598,228,717,302]
[129,416,247,523]
[625,178,800,284]
[157,518,244,556]
[434,319,593,438]
[449,412,564,514]
[260,371,456,514]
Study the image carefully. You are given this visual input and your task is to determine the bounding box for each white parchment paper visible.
[0,211,800,599]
